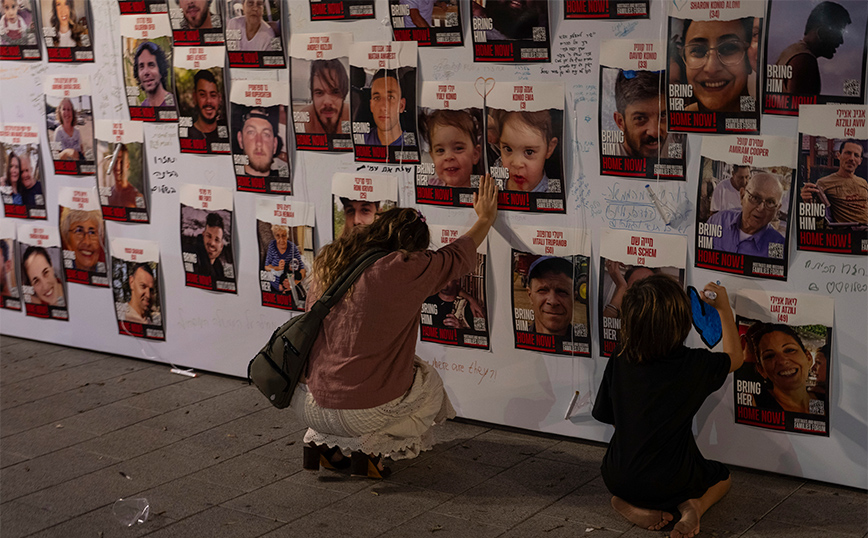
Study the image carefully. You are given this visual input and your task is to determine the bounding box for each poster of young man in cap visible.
[230,80,290,194]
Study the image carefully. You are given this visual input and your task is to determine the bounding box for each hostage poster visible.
[0,219,22,310]
[41,0,93,62]
[95,120,149,223]
[18,222,68,320]
[694,134,795,280]
[309,0,374,21]
[224,0,285,68]
[389,0,462,47]
[1,123,46,219]
[470,0,551,62]
[255,198,314,311]
[169,0,223,46]
[0,0,40,60]
[44,74,95,175]
[120,14,178,122]
[174,46,230,154]
[331,172,397,239]
[110,237,165,340]
[565,0,648,19]
[734,289,833,436]
[58,186,108,287]
[179,183,236,293]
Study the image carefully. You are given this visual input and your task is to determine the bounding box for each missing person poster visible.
[1,123,46,219]
[795,104,867,255]
[230,80,291,194]
[290,32,353,152]
[120,14,178,122]
[0,219,22,310]
[179,183,236,292]
[762,0,867,116]
[350,41,419,164]
[169,0,223,45]
[511,225,591,356]
[255,198,314,311]
[694,135,796,280]
[225,0,285,68]
[44,74,95,175]
[598,228,686,357]
[110,237,164,340]
[58,186,107,287]
[471,0,551,62]
[17,222,68,319]
[486,81,566,213]
[95,120,149,223]
[599,40,686,180]
[421,225,489,349]
[41,0,93,62]
[667,2,762,134]
[415,81,484,207]
[119,0,167,14]
[331,172,397,239]
[565,0,648,19]
[309,0,374,21]
[390,0,462,47]
[0,0,41,60]
[734,289,833,436]
[174,46,230,154]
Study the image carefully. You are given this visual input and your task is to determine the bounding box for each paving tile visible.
[376,510,508,538]
[17,467,144,517]
[120,382,219,413]
[0,500,68,538]
[0,421,96,459]
[538,475,633,533]
[258,507,393,538]
[138,389,261,437]
[285,465,375,496]
[0,398,80,438]
[762,483,868,536]
[699,487,786,535]
[106,448,216,492]
[190,453,299,493]
[221,476,348,523]
[327,481,452,527]
[389,452,504,495]
[25,505,175,538]
[741,519,860,537]
[535,438,608,469]
[729,467,805,497]
[499,513,625,538]
[75,423,185,460]
[1,447,120,502]
[138,475,245,521]
[181,373,251,396]
[142,505,284,538]
[247,429,306,464]
[0,449,29,468]
[441,427,560,468]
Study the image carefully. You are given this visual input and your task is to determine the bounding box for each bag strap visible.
[317,248,389,309]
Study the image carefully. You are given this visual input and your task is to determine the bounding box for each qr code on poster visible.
[532,27,546,41]
[740,96,756,112]
[843,79,860,97]
[669,143,683,159]
[768,242,784,259]
[445,12,458,26]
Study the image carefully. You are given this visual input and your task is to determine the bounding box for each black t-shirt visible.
[424,294,472,329]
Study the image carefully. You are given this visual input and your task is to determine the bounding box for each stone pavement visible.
[1,335,866,538]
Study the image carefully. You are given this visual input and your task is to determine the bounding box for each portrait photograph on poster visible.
[179,184,236,293]
[795,104,867,255]
[174,46,230,154]
[17,223,68,320]
[110,237,164,340]
[763,0,867,115]
[40,0,93,61]
[308,0,374,21]
[0,124,46,219]
[255,198,314,311]
[225,0,285,68]
[119,0,167,14]
[58,186,107,287]
[389,0,462,47]
[95,120,149,223]
[0,220,22,311]
[733,289,833,436]
[694,135,796,280]
[0,0,40,60]
[44,75,95,175]
[230,80,291,194]
[290,32,353,152]
[350,41,419,164]
[169,0,223,45]
[120,15,178,122]
[470,0,551,62]
[565,0,648,19]
[331,172,397,239]
[599,40,686,180]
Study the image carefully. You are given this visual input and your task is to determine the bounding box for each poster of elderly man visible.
[169,0,223,45]
[0,220,21,310]
[120,15,178,122]
[58,186,107,287]
[44,74,95,175]
[95,120,148,223]
[1,123,46,219]
[110,237,164,340]
[255,198,314,311]
[224,0,284,68]
[694,135,796,280]
[179,184,236,293]
[17,222,68,320]
[230,80,290,193]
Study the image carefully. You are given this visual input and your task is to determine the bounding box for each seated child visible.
[425,109,482,188]
[496,110,558,193]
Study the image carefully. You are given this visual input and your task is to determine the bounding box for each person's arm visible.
[463,173,498,248]
[602,259,628,317]
[700,282,743,372]
[409,8,430,28]
[459,289,485,318]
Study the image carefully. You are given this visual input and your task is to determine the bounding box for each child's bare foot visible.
[672,498,701,538]
[611,496,673,530]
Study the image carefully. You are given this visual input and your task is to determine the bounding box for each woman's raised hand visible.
[473,173,499,225]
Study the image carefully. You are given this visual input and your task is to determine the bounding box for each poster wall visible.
[17,222,68,319]
[0,123,46,219]
[255,198,314,311]
[120,14,178,122]
[0,219,21,310]
[110,237,165,340]
[95,120,149,223]
[58,186,107,287]
[179,183,236,293]
[44,74,95,175]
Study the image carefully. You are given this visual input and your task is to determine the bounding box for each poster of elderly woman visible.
[255,198,313,311]
[733,289,834,436]
[44,74,95,175]
[224,0,284,68]
[17,222,68,320]
[40,0,93,61]
[58,186,107,287]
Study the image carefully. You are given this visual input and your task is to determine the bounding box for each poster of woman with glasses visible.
[694,135,796,280]
[58,186,107,287]
[667,2,762,134]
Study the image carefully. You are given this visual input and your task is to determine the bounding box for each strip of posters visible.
[179,183,236,292]
[565,0,648,19]
[255,198,314,311]
[309,0,375,21]
[763,0,867,116]
[350,41,419,164]
[290,32,353,152]
[511,225,591,356]
[225,0,285,68]
[1,123,46,219]
[470,0,551,62]
[667,1,762,134]
[41,0,93,62]
[421,225,489,349]
[169,0,223,46]
[44,74,95,175]
[795,104,867,255]
[18,222,68,319]
[331,172,397,239]
[110,237,165,340]
[230,80,291,193]
[734,289,833,436]
[119,0,167,15]
[416,81,483,207]
[95,120,149,223]
[58,186,107,287]
[486,81,566,213]
[120,13,178,122]
[598,228,686,357]
[0,219,22,310]
[694,134,795,280]
[174,46,230,154]
[0,0,41,60]
[389,0,462,47]
[599,40,686,180]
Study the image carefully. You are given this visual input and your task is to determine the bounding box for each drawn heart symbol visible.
[687,286,722,348]
[475,77,495,99]
[827,282,843,294]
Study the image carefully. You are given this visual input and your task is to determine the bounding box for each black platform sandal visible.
[350,451,392,479]
[302,442,351,471]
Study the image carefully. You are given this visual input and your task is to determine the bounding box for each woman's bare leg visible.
[672,476,732,538]
[611,496,674,530]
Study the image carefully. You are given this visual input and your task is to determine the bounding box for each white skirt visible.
[291,357,456,460]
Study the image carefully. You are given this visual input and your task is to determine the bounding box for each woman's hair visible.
[617,274,691,364]
[59,208,104,245]
[422,109,480,148]
[313,207,429,293]
[57,97,78,127]
[22,245,52,284]
[50,0,84,46]
[498,110,554,144]
[4,152,21,188]
[746,322,808,359]
[270,223,288,237]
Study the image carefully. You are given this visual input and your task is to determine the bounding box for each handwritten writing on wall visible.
[604,182,691,233]
[542,31,595,77]
[803,259,868,295]
[426,358,497,385]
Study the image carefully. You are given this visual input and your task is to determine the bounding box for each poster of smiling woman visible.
[110,237,165,340]
[40,0,93,62]
[58,186,107,287]
[17,222,68,320]
[44,74,95,175]
[1,123,46,219]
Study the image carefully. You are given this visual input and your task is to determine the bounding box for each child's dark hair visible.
[498,110,554,144]
[618,274,691,363]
